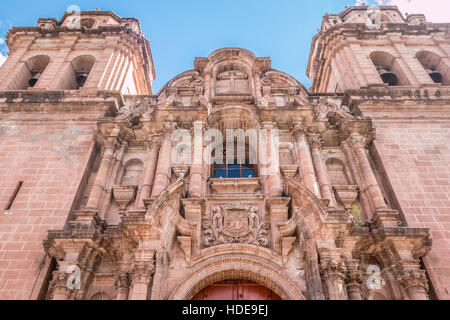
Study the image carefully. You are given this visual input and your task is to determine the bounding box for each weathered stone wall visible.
[0,121,95,299]
[372,119,450,299]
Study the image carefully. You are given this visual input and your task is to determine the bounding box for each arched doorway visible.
[192,280,281,300]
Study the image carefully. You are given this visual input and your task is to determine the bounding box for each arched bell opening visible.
[60,55,96,89]
[416,51,447,85]
[26,55,51,88]
[370,51,410,86]
[13,55,51,90]
[72,55,96,89]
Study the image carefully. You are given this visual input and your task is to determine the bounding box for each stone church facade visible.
[0,6,448,300]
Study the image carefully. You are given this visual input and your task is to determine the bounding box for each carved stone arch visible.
[166,70,202,89]
[208,104,260,131]
[89,292,111,300]
[168,246,306,300]
[207,47,257,72]
[367,289,389,300]
[121,158,144,186]
[262,69,301,88]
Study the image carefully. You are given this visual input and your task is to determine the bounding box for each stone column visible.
[309,134,336,207]
[115,272,131,300]
[259,122,283,197]
[345,260,364,300]
[129,261,155,300]
[291,121,320,197]
[151,122,176,197]
[86,129,121,210]
[347,133,387,214]
[320,260,348,300]
[189,121,205,198]
[49,271,72,300]
[394,261,429,300]
[136,135,161,209]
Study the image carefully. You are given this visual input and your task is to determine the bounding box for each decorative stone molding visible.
[114,272,131,290]
[169,255,306,300]
[279,165,299,177]
[202,203,270,248]
[112,185,138,214]
[209,177,261,194]
[130,261,155,285]
[333,185,359,209]
[177,236,192,264]
[281,236,296,265]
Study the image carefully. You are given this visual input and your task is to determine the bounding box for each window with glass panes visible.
[213,141,256,178]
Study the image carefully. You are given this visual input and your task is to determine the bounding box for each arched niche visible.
[326,158,350,185]
[121,159,144,186]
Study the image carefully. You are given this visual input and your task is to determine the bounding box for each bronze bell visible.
[378,68,398,86]
[28,72,41,87]
[426,69,442,84]
[76,73,88,88]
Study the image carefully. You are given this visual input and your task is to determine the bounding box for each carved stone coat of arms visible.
[203,203,270,248]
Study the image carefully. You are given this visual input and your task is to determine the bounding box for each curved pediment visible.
[157,47,310,109]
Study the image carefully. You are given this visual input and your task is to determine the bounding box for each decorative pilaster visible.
[318,248,348,300]
[203,71,212,101]
[253,70,263,102]
[346,133,387,218]
[309,134,336,207]
[44,210,105,300]
[345,260,364,300]
[259,122,283,197]
[49,271,72,300]
[189,121,205,198]
[320,260,348,300]
[115,272,131,300]
[129,261,155,300]
[393,261,429,300]
[151,122,177,197]
[291,121,320,197]
[137,135,162,208]
[86,128,122,211]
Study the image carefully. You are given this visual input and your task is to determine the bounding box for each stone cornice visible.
[0,90,123,116]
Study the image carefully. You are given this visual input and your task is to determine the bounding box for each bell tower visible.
[307,5,450,93]
[307,5,450,300]
[0,10,155,94]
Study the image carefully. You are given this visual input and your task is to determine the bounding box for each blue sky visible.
[0,0,444,92]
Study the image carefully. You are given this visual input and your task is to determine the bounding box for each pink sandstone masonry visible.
[0,6,448,300]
